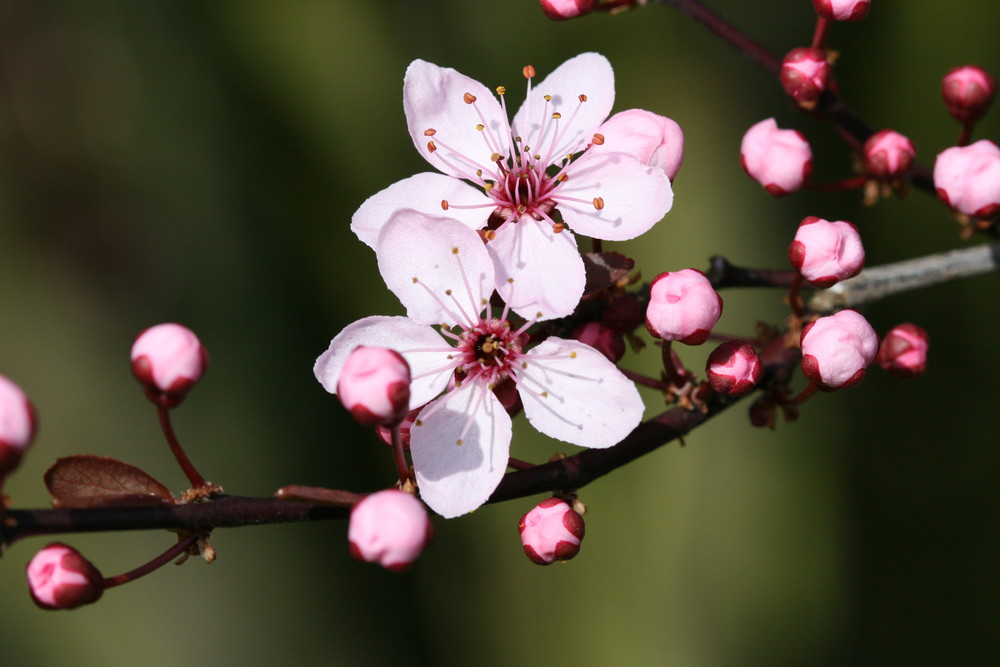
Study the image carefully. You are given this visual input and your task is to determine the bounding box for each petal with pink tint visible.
[377,212,493,327]
[517,337,642,448]
[410,383,512,518]
[512,52,615,160]
[314,316,451,409]
[352,173,491,248]
[488,217,585,321]
[593,109,685,179]
[556,151,673,240]
[404,60,507,180]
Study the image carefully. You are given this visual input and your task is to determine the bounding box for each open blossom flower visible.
[352,53,674,321]
[315,214,643,518]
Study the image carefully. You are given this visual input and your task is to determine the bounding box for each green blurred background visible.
[0,1,997,664]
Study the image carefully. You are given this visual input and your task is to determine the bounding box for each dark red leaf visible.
[582,252,636,294]
[44,455,176,509]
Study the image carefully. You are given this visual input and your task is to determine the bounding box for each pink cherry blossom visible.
[780,47,831,104]
[130,323,209,408]
[592,109,684,180]
[800,310,879,389]
[0,374,36,478]
[706,341,762,397]
[941,65,997,124]
[518,497,585,565]
[812,0,870,22]
[26,543,104,610]
[934,140,1000,219]
[540,0,597,20]
[740,118,812,196]
[877,323,928,380]
[348,490,433,572]
[352,53,674,321]
[645,269,723,345]
[788,216,865,288]
[864,129,916,179]
[337,346,411,427]
[315,213,643,518]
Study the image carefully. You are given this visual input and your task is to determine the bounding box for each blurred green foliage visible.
[0,1,997,665]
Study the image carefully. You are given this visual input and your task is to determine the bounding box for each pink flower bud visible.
[706,341,762,397]
[941,65,997,125]
[877,323,928,380]
[348,490,433,572]
[812,0,871,22]
[26,543,104,610]
[540,0,597,20]
[740,118,812,196]
[864,129,916,180]
[645,269,723,345]
[788,216,865,288]
[130,323,209,408]
[0,375,36,478]
[571,322,626,362]
[337,346,411,427]
[933,140,1000,219]
[596,109,685,180]
[780,47,831,104]
[800,310,879,389]
[518,497,585,565]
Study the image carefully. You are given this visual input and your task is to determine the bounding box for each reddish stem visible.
[507,457,535,471]
[102,533,201,589]
[157,406,207,489]
[789,381,820,405]
[620,367,670,391]
[274,485,364,507]
[390,424,410,485]
[805,175,869,192]
[811,17,831,50]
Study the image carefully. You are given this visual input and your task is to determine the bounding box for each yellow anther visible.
[415,419,423,426]
[552,112,562,120]
[496,85,506,95]
[445,289,452,296]
[484,182,494,192]
[491,152,502,162]
[451,247,459,254]
[456,439,463,446]
[483,229,496,241]
[541,391,549,398]
[544,94,552,101]
[411,277,418,283]
[552,222,565,233]
[523,65,536,79]
[507,277,515,284]
[593,196,605,210]
[570,351,577,359]
[463,93,477,104]
[476,123,484,131]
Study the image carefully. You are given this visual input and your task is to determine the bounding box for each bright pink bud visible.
[864,129,916,180]
[571,322,626,363]
[26,543,104,610]
[780,47,831,104]
[877,323,928,380]
[0,375,36,478]
[518,497,585,565]
[595,109,685,180]
[130,323,209,408]
[812,0,870,21]
[941,65,997,124]
[788,216,865,288]
[740,118,813,196]
[337,346,411,427]
[706,341,762,397]
[800,310,879,389]
[540,0,597,20]
[645,269,723,345]
[348,490,433,572]
[933,140,1000,219]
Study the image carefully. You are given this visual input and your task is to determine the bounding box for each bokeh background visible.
[1,1,997,664]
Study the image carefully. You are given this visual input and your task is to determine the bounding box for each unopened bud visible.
[539,0,597,20]
[593,109,685,180]
[130,323,209,408]
[740,118,812,196]
[337,346,411,427]
[864,129,916,180]
[0,375,36,478]
[348,490,433,572]
[645,269,723,345]
[780,47,831,105]
[788,216,865,288]
[571,322,626,363]
[518,498,585,565]
[812,0,871,22]
[706,341,762,397]
[801,310,879,390]
[877,323,928,380]
[933,140,1000,219]
[26,543,104,610]
[941,65,997,125]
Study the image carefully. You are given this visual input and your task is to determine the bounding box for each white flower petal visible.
[314,316,452,409]
[512,53,615,161]
[488,217,585,321]
[410,383,512,518]
[377,212,494,327]
[351,173,491,248]
[558,151,673,241]
[517,337,643,448]
[404,59,508,180]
